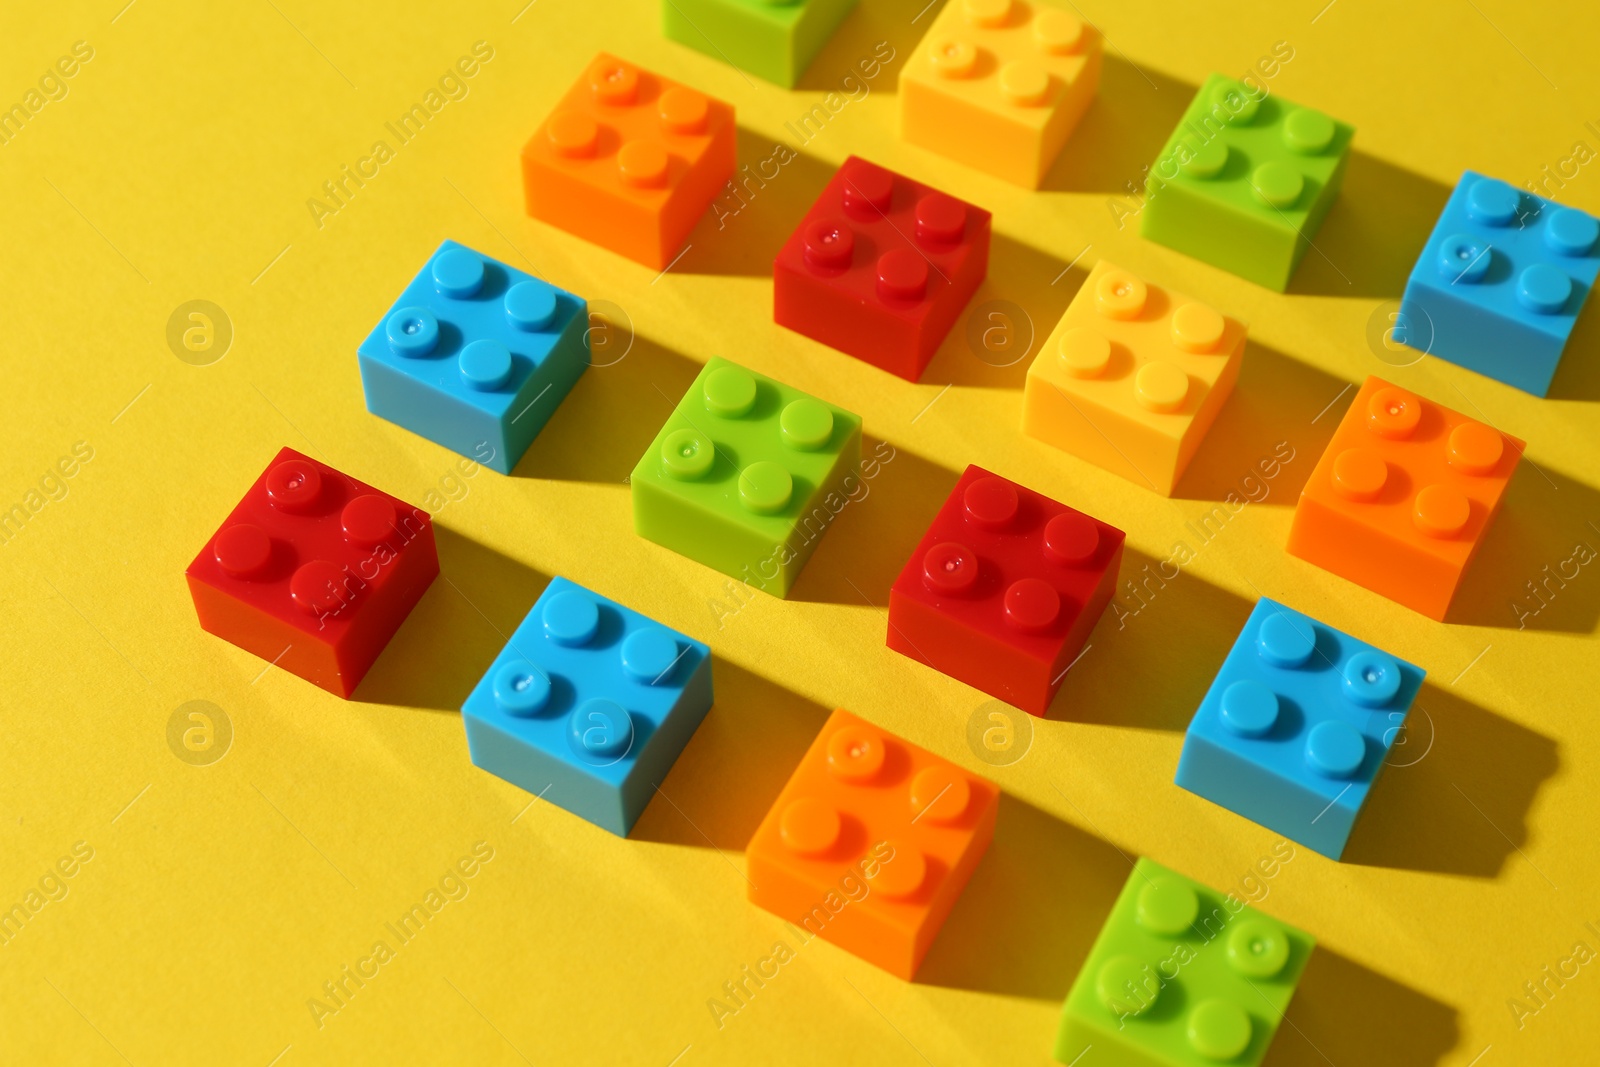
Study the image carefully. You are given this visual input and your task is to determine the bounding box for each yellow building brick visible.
[1022,261,1245,494]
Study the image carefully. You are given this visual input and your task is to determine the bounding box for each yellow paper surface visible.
[2,0,1597,1063]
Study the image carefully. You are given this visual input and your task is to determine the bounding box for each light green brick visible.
[1056,857,1314,1067]
[1140,73,1353,291]
[630,357,861,598]
[661,0,857,88]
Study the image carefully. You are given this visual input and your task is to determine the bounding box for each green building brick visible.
[661,0,857,88]
[1056,857,1313,1067]
[1140,74,1353,291]
[630,357,861,598]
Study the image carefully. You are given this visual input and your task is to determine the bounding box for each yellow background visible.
[3,0,1597,1063]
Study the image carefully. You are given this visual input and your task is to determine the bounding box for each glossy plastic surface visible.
[900,0,1102,187]
[1023,260,1245,494]
[661,0,857,87]
[1399,171,1599,396]
[887,463,1123,715]
[773,155,991,381]
[1140,73,1354,291]
[1174,597,1424,859]
[1056,856,1314,1066]
[1287,375,1522,619]
[460,576,713,836]
[630,357,862,598]
[522,53,736,268]
[746,708,999,979]
[185,447,439,697]
[357,239,589,474]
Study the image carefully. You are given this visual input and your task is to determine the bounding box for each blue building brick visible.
[358,240,589,473]
[461,577,713,836]
[1175,598,1424,859]
[1398,171,1598,396]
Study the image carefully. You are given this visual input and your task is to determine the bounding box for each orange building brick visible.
[746,709,998,979]
[1022,260,1245,495]
[1288,376,1523,620]
[521,54,735,269]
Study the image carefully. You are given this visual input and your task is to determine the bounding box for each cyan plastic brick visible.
[461,577,713,836]
[1175,598,1423,859]
[358,239,589,473]
[1399,171,1599,396]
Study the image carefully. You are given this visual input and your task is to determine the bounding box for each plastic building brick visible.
[1174,597,1424,859]
[1398,171,1599,396]
[1022,260,1245,495]
[774,155,991,381]
[1055,856,1313,1066]
[1287,376,1522,620]
[521,54,735,269]
[661,0,856,88]
[746,708,999,979]
[900,0,1102,188]
[630,357,862,598]
[186,447,439,698]
[460,577,713,837]
[357,240,589,475]
[1140,74,1354,291]
[887,464,1123,716]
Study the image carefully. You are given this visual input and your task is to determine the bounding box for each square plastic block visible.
[521,53,736,269]
[746,708,999,979]
[630,357,862,598]
[460,577,713,837]
[887,464,1123,716]
[1055,856,1313,1066]
[357,240,589,475]
[774,155,991,381]
[1140,74,1354,291]
[1174,597,1423,859]
[1398,171,1599,396]
[185,447,439,698]
[661,0,856,88]
[1022,260,1245,494]
[1287,375,1522,620]
[900,0,1102,188]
